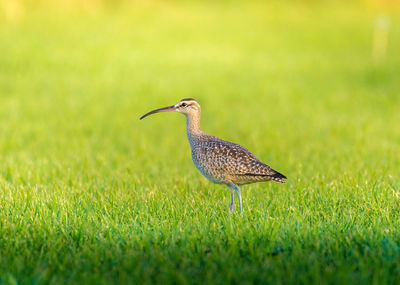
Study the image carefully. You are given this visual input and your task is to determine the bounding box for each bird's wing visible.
[193,138,286,182]
[194,139,262,173]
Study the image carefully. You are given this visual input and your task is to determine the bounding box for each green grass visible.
[1,1,400,284]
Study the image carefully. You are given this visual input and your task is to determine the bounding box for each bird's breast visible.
[190,147,226,184]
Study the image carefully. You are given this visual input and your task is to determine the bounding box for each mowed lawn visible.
[1,1,400,284]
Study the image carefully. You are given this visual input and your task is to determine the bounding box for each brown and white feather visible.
[190,134,286,185]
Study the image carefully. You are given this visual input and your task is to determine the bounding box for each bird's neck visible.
[186,112,202,147]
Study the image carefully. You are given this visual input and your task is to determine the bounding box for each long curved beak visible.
[140,105,177,120]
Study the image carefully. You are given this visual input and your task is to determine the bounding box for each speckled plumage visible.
[140,98,287,212]
[190,134,286,185]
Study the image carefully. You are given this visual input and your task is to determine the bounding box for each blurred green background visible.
[0,0,400,284]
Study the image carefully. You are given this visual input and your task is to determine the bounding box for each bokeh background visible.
[1,0,400,284]
[1,0,399,180]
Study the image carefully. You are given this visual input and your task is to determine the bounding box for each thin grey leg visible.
[229,183,242,213]
[226,185,235,212]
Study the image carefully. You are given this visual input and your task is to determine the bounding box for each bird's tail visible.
[270,175,286,183]
[241,170,287,183]
[270,171,287,183]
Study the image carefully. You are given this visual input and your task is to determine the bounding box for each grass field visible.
[1,1,400,284]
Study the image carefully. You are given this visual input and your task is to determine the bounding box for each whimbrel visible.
[140,98,286,212]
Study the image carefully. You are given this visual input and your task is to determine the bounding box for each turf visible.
[0,1,400,284]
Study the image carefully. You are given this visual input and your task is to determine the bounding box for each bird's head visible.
[140,98,201,120]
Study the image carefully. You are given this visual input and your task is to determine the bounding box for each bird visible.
[140,98,286,212]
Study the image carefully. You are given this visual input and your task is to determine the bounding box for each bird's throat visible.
[186,113,202,147]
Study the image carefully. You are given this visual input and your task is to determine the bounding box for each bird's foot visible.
[229,203,234,213]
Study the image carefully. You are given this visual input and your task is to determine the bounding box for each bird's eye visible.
[181,103,187,107]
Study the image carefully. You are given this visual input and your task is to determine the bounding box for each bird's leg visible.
[236,187,242,213]
[229,183,242,213]
[226,185,235,212]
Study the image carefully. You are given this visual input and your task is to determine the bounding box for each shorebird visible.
[140,98,286,212]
